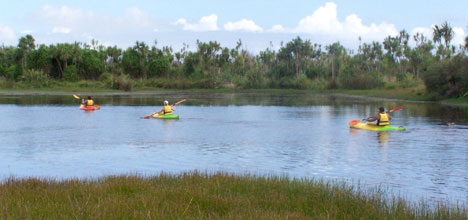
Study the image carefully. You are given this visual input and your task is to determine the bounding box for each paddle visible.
[388,106,403,113]
[348,106,403,126]
[141,99,186,119]
[73,94,100,110]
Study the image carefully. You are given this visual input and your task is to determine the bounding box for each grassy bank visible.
[2,80,468,106]
[441,96,468,106]
[331,86,434,102]
[0,173,465,219]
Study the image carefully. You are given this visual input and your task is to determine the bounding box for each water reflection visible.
[377,132,390,147]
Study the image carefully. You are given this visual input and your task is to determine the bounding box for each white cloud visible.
[293,2,398,43]
[224,19,263,32]
[52,27,71,34]
[0,24,16,45]
[452,27,466,46]
[296,2,342,34]
[175,14,218,31]
[33,5,155,35]
[268,24,286,33]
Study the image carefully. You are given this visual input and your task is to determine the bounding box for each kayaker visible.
[81,96,94,107]
[157,100,176,115]
[364,107,392,126]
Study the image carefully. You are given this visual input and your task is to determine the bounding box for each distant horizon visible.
[1,1,467,52]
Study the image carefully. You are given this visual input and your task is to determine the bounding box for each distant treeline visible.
[1,21,467,98]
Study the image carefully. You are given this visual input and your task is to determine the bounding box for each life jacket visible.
[163,105,172,114]
[377,113,389,126]
[86,100,94,106]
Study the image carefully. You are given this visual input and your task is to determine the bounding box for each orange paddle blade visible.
[95,105,100,110]
[72,94,80,99]
[389,106,403,113]
[348,120,361,126]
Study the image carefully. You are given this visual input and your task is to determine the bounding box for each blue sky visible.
[1,0,467,51]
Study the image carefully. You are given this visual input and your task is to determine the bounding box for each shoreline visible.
[1,88,467,106]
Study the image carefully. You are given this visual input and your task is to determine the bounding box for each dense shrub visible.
[21,69,48,87]
[99,72,114,88]
[338,69,383,89]
[63,65,78,82]
[113,74,134,91]
[422,56,468,98]
[148,57,170,78]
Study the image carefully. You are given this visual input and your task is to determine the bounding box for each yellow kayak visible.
[350,122,406,131]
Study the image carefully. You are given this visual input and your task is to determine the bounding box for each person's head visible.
[164,100,169,105]
[88,96,92,100]
[379,107,385,113]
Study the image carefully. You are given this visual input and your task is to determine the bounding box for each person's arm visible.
[171,105,176,111]
[388,114,392,121]
[365,114,380,122]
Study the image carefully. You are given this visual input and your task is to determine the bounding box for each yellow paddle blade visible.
[72,94,80,99]
[174,99,186,105]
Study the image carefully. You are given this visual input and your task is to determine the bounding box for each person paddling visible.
[364,107,392,126]
[81,96,94,107]
[156,100,176,115]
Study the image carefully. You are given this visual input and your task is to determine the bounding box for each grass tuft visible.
[0,172,465,219]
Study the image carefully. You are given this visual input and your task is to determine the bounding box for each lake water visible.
[0,91,467,205]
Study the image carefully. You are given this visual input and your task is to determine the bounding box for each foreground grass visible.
[0,173,465,219]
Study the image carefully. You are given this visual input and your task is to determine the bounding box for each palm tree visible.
[441,21,454,50]
[432,25,442,46]
[134,41,149,78]
[17,35,36,74]
[433,22,454,59]
[326,42,346,80]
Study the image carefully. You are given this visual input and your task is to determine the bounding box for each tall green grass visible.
[0,172,465,219]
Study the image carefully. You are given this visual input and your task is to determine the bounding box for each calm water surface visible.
[0,92,467,205]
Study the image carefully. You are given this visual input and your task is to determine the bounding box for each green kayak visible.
[152,114,179,120]
[350,122,406,131]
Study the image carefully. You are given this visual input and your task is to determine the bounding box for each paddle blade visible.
[348,120,361,127]
[174,99,186,105]
[389,106,403,113]
[141,115,152,119]
[73,94,80,99]
[95,105,100,110]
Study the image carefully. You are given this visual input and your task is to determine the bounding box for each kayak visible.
[350,122,406,131]
[80,105,96,111]
[152,114,179,120]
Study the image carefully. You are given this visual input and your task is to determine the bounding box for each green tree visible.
[17,34,35,75]
[326,42,346,80]
[106,46,122,74]
[433,22,454,59]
